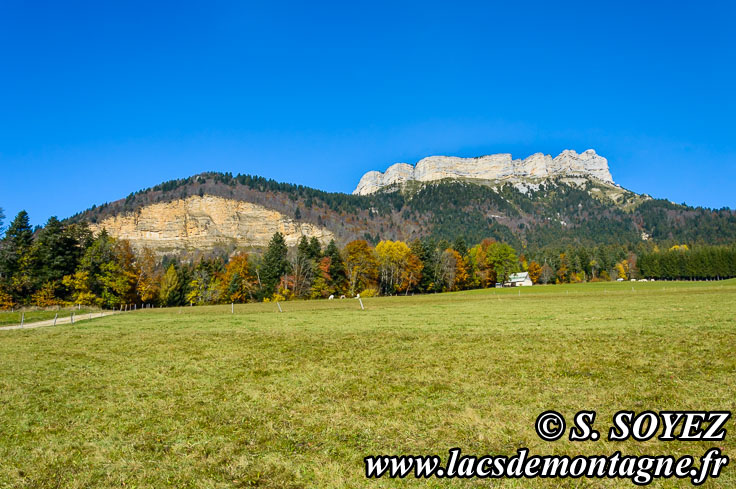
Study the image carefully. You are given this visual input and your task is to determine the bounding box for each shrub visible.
[0,286,15,310]
[359,288,378,298]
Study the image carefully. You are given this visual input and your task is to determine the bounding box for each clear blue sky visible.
[1,1,735,227]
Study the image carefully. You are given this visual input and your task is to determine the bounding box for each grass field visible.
[0,307,98,327]
[1,281,735,488]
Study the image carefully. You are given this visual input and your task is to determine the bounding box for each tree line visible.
[1,208,735,309]
[637,245,736,280]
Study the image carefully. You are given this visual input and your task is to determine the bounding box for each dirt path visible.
[0,311,119,331]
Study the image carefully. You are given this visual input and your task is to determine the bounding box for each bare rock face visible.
[353,149,614,195]
[89,195,335,254]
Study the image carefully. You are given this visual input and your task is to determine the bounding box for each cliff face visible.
[353,149,613,195]
[89,195,335,254]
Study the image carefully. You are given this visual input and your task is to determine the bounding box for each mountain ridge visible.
[68,163,736,256]
[353,149,614,195]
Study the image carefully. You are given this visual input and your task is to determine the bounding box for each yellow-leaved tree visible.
[344,240,378,296]
[527,261,542,284]
[0,284,16,310]
[136,247,161,304]
[615,260,629,280]
[375,240,423,295]
[31,282,60,307]
[62,271,97,305]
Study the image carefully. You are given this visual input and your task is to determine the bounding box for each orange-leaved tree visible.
[221,253,256,303]
[527,261,542,284]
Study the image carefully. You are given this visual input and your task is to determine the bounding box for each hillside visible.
[69,169,736,255]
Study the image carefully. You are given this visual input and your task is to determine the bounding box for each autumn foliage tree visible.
[343,240,378,295]
[136,247,161,304]
[375,240,423,295]
[438,248,467,291]
[527,261,542,284]
[221,253,255,303]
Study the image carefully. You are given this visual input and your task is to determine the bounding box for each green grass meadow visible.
[1,281,735,488]
[0,307,98,327]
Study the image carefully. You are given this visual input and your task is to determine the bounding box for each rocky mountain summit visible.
[353,149,614,195]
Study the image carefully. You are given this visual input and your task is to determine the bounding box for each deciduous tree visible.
[221,253,255,303]
[344,240,378,295]
[527,260,542,284]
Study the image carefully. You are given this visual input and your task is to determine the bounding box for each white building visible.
[506,272,533,287]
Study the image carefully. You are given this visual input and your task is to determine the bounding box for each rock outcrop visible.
[353,149,614,195]
[89,195,334,254]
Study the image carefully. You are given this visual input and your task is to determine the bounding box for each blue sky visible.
[1,1,735,227]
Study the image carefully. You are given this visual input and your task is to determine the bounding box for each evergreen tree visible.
[452,237,468,257]
[33,217,88,287]
[308,236,322,260]
[0,210,34,286]
[297,236,311,261]
[410,239,432,292]
[325,239,346,293]
[79,230,117,297]
[261,232,290,297]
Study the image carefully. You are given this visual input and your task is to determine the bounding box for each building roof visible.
[508,272,530,282]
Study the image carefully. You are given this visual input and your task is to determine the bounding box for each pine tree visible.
[324,239,346,293]
[261,232,290,297]
[308,236,322,260]
[409,239,428,292]
[33,216,86,287]
[0,211,34,291]
[452,237,468,257]
[297,236,311,261]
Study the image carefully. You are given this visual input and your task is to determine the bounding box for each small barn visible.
[506,272,533,287]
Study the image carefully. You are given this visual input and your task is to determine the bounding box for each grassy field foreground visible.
[1,281,735,488]
[0,307,98,327]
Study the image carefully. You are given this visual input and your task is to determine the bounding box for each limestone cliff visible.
[353,149,614,195]
[88,195,334,254]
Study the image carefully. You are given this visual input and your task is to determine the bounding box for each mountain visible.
[69,151,736,256]
[353,149,613,195]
